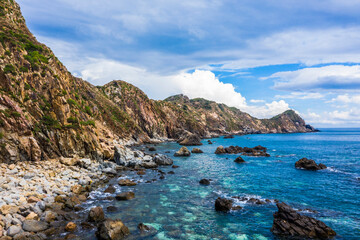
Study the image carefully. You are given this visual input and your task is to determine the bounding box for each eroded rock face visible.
[174,147,191,157]
[271,202,336,239]
[295,158,327,170]
[95,219,130,240]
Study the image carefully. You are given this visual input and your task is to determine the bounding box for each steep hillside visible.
[0,0,316,163]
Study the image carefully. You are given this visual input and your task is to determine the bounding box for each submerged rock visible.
[191,148,203,153]
[199,179,211,185]
[207,140,213,144]
[174,147,191,157]
[115,192,135,201]
[104,185,116,194]
[179,134,203,146]
[215,197,233,212]
[153,154,173,165]
[95,219,130,240]
[118,179,137,186]
[88,206,105,223]
[148,147,156,152]
[295,158,327,170]
[224,135,234,139]
[234,156,245,163]
[271,202,336,239]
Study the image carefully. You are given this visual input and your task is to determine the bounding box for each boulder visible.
[199,179,210,185]
[207,140,213,144]
[234,156,245,163]
[215,197,233,212]
[95,219,130,240]
[104,185,116,194]
[60,157,79,166]
[174,147,191,157]
[7,225,22,237]
[191,148,203,154]
[295,158,327,170]
[65,222,77,232]
[153,154,173,165]
[179,134,203,146]
[118,179,137,186]
[22,220,49,232]
[115,192,135,201]
[271,202,336,239]
[215,146,226,154]
[114,147,126,166]
[148,147,156,152]
[141,161,158,169]
[88,207,105,223]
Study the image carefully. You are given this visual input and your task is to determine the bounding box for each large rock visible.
[95,219,130,240]
[7,225,22,237]
[118,179,137,186]
[179,134,203,146]
[199,179,210,185]
[88,206,105,223]
[215,146,226,154]
[174,147,191,157]
[295,158,327,170]
[191,148,203,154]
[115,192,135,201]
[153,154,173,166]
[271,202,336,239]
[234,156,245,163]
[215,197,233,212]
[114,147,126,166]
[215,145,270,157]
[22,220,49,232]
[60,157,79,166]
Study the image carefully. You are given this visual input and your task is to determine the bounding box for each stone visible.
[106,206,118,212]
[295,158,327,170]
[215,145,270,157]
[148,147,156,152]
[215,146,226,154]
[215,197,233,212]
[179,134,203,146]
[25,212,39,220]
[42,211,57,223]
[114,147,126,166]
[174,147,191,157]
[27,196,41,203]
[104,185,116,194]
[88,207,105,223]
[0,205,19,215]
[199,179,211,185]
[271,202,336,239]
[60,157,79,166]
[172,165,179,169]
[95,219,130,240]
[141,161,157,169]
[191,148,203,154]
[224,135,234,139]
[7,225,22,237]
[115,192,135,201]
[118,179,137,186]
[234,156,245,163]
[65,222,77,232]
[153,154,173,166]
[136,170,146,175]
[22,220,49,232]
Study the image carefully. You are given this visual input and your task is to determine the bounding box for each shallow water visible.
[81,129,360,239]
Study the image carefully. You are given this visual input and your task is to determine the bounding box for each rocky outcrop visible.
[153,154,173,165]
[295,158,327,170]
[215,145,270,157]
[179,134,203,146]
[271,202,336,239]
[234,156,245,163]
[174,147,191,157]
[88,206,105,223]
[199,179,211,185]
[215,197,233,212]
[115,192,135,201]
[191,148,203,153]
[96,219,130,240]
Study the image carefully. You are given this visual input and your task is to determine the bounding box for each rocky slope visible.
[0,0,316,163]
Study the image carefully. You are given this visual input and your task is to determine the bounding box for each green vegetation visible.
[24,51,48,70]
[67,117,79,124]
[81,120,95,127]
[41,115,61,129]
[84,105,92,116]
[67,98,79,108]
[19,66,28,72]
[3,64,16,75]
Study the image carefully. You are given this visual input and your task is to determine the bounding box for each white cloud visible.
[250,99,265,103]
[330,94,360,104]
[303,108,360,126]
[263,65,360,91]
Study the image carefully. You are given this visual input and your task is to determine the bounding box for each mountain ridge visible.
[0,0,317,163]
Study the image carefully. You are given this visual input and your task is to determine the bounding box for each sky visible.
[16,0,360,127]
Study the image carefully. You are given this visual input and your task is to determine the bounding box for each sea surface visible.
[81,129,360,239]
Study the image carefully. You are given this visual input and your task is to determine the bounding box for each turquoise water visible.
[83,129,360,239]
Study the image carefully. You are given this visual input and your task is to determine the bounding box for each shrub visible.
[67,117,79,124]
[81,120,95,127]
[41,115,61,129]
[67,98,79,108]
[84,106,92,116]
[3,64,16,75]
[19,66,28,72]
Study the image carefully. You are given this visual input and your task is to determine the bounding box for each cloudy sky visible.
[17,0,360,127]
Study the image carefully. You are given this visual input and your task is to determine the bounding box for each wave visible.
[325,167,359,180]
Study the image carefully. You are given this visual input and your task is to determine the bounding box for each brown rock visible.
[71,185,85,195]
[115,192,135,201]
[191,148,203,154]
[25,212,39,220]
[88,207,105,223]
[215,146,226,154]
[95,219,130,240]
[65,222,77,232]
[215,197,233,212]
[27,196,40,203]
[118,179,137,186]
[0,205,19,215]
[104,185,116,194]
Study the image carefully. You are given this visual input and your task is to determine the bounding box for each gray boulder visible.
[153,154,173,166]
[22,220,49,232]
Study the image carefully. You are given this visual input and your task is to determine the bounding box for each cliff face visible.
[0,0,317,163]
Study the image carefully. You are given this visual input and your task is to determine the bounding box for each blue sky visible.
[17,0,360,127]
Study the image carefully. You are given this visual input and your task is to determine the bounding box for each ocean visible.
[81,128,360,239]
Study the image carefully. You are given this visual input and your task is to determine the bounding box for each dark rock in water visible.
[88,206,105,223]
[159,175,165,180]
[107,206,118,212]
[81,222,95,230]
[138,223,151,232]
[165,151,171,153]
[115,192,135,201]
[168,171,175,174]
[224,135,234,139]
[215,146,226,154]
[215,145,270,157]
[208,140,213,144]
[271,202,336,239]
[96,219,130,240]
[232,196,267,205]
[199,179,211,185]
[104,185,116,194]
[191,148,203,153]
[215,197,233,212]
[174,147,191,157]
[138,223,157,237]
[22,220,49,232]
[153,154,173,165]
[118,179,137,186]
[179,134,203,146]
[295,158,327,170]
[172,165,179,168]
[148,147,156,152]
[231,206,243,210]
[234,156,245,163]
